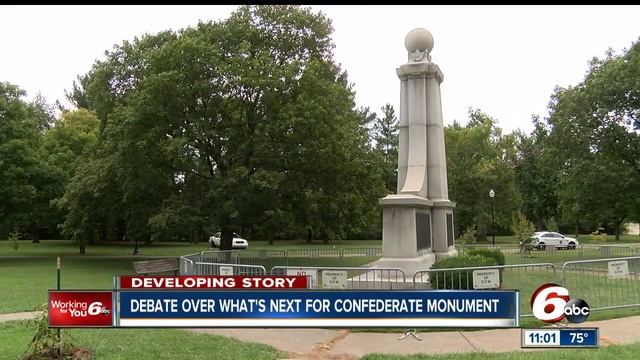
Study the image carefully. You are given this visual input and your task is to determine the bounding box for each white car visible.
[208,232,248,249]
[525,231,579,250]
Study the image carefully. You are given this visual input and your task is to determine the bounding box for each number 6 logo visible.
[88,302,104,316]
[530,283,570,323]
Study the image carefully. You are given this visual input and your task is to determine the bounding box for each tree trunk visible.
[536,217,545,231]
[575,219,580,240]
[268,231,274,245]
[31,221,40,243]
[220,226,234,251]
[79,242,86,254]
[615,218,624,241]
[307,229,312,244]
[477,224,487,243]
[144,233,152,245]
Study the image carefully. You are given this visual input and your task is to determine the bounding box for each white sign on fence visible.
[322,270,347,289]
[472,269,500,289]
[286,268,318,287]
[219,266,234,276]
[608,260,629,279]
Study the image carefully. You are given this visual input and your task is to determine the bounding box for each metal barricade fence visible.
[197,248,381,270]
[194,262,267,276]
[342,248,382,257]
[457,244,521,256]
[200,250,239,264]
[236,250,288,270]
[413,263,557,317]
[270,266,406,289]
[180,253,201,275]
[457,243,640,265]
[287,248,342,258]
[562,256,640,311]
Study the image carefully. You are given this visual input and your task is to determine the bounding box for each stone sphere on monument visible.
[404,28,434,54]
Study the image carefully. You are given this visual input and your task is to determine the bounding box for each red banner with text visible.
[48,291,113,327]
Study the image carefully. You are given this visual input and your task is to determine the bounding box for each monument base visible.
[434,247,458,261]
[372,253,436,279]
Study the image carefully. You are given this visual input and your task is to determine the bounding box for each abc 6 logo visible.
[530,283,590,324]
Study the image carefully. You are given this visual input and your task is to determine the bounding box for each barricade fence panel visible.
[191,248,381,271]
[179,253,200,275]
[413,263,557,318]
[562,256,640,311]
[194,262,267,276]
[270,266,406,290]
[457,243,640,265]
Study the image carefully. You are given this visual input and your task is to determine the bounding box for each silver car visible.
[208,232,248,249]
[525,231,579,250]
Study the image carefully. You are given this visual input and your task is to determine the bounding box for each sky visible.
[1,5,640,134]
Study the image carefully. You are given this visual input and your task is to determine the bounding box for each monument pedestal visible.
[374,194,456,276]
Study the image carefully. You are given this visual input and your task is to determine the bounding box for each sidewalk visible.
[190,316,640,359]
[3,312,640,359]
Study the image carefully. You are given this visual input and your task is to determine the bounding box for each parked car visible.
[208,232,248,249]
[521,231,579,250]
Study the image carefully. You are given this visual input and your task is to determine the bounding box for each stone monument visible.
[375,28,457,276]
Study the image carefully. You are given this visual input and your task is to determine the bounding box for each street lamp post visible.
[489,189,495,245]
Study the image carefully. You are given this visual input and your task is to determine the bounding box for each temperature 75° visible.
[570,332,588,343]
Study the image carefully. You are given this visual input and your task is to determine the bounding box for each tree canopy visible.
[2,7,639,248]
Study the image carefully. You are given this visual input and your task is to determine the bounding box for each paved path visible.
[4,312,640,359]
[0,311,41,323]
[191,316,640,359]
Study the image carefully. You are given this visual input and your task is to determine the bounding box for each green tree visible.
[372,104,398,193]
[445,109,521,241]
[64,5,386,250]
[39,109,100,245]
[547,40,640,239]
[512,211,535,244]
[512,116,559,230]
[0,82,55,239]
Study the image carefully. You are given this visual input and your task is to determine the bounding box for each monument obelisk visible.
[376,28,457,276]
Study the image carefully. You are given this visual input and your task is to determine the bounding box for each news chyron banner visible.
[49,276,519,328]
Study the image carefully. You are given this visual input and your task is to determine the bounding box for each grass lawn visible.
[0,257,136,313]
[0,320,284,360]
[0,255,378,314]
[497,268,640,316]
[0,239,382,257]
[361,342,640,360]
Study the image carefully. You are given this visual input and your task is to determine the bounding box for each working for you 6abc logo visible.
[531,283,590,324]
[48,291,113,327]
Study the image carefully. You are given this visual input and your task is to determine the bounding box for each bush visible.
[545,218,560,233]
[9,227,20,251]
[428,255,496,290]
[512,211,535,244]
[465,248,505,266]
[21,304,89,360]
[456,225,477,245]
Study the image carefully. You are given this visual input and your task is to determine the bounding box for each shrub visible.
[456,225,477,246]
[21,304,90,360]
[428,255,496,290]
[512,211,535,244]
[545,218,560,233]
[466,248,505,266]
[9,227,20,251]
[591,232,607,242]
